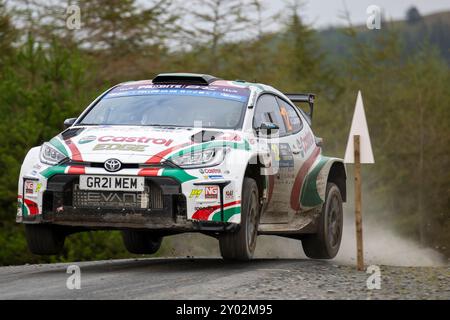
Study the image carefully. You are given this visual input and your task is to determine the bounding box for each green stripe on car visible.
[211,206,241,222]
[300,157,329,208]
[49,137,69,157]
[40,165,67,178]
[161,168,197,183]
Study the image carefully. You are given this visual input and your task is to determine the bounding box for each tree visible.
[275,0,336,94]
[406,6,422,25]
[0,0,17,66]
[79,0,178,53]
[184,0,260,72]
[9,0,178,54]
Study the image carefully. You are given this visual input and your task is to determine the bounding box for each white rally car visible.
[18,73,346,260]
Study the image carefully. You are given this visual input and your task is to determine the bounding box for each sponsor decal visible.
[280,106,293,132]
[25,181,42,196]
[189,189,203,198]
[105,86,250,103]
[194,206,211,211]
[81,136,173,146]
[279,143,295,168]
[207,175,224,180]
[98,136,173,146]
[225,190,234,200]
[301,131,315,153]
[220,133,241,142]
[93,144,147,152]
[205,186,219,199]
[199,168,221,174]
[78,135,96,144]
[78,191,148,209]
[25,181,35,194]
[270,144,280,161]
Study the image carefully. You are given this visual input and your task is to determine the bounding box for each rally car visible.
[18,73,346,261]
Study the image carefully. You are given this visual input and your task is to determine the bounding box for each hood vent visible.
[191,130,224,143]
[61,127,85,140]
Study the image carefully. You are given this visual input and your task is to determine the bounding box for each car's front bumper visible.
[19,209,238,233]
[17,169,242,233]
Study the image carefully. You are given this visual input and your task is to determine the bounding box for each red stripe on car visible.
[65,139,83,161]
[138,168,160,176]
[145,142,192,164]
[68,166,85,175]
[24,199,39,215]
[192,201,241,221]
[290,147,321,211]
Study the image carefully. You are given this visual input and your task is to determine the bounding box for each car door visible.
[253,94,293,224]
[276,97,319,214]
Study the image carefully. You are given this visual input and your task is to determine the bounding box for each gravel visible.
[0,258,448,300]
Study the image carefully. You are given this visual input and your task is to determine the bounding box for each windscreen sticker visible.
[104,86,249,103]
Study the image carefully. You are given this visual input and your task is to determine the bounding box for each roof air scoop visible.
[152,73,220,86]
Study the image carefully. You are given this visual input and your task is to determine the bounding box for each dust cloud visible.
[335,208,445,267]
[165,205,446,267]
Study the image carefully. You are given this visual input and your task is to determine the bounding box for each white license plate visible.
[79,175,145,192]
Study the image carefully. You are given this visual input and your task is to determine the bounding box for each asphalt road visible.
[0,257,448,299]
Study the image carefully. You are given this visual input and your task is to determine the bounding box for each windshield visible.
[79,85,249,129]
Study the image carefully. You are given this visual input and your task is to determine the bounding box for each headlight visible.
[170,148,227,168]
[39,142,67,165]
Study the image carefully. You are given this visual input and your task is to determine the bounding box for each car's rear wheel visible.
[302,182,343,259]
[25,224,65,255]
[122,230,162,254]
[219,177,260,261]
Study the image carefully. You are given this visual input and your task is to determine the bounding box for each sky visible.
[267,0,450,29]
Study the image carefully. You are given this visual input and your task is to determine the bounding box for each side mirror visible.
[257,122,279,136]
[63,118,77,129]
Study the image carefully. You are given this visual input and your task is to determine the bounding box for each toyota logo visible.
[104,159,122,172]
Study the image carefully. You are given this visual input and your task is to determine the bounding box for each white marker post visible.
[344,91,374,271]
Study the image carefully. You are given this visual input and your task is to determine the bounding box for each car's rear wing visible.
[285,93,315,125]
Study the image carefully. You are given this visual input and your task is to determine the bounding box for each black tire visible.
[25,224,65,255]
[122,230,162,254]
[302,182,343,259]
[219,177,260,261]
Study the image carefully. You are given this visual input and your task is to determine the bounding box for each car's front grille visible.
[46,174,183,215]
[72,184,164,210]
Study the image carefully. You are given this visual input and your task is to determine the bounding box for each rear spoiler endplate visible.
[285,93,315,124]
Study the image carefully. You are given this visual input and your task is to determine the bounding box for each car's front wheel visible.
[302,182,343,259]
[25,224,66,255]
[122,230,162,254]
[219,177,260,261]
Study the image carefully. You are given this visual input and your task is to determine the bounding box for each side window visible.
[277,97,303,134]
[253,94,287,135]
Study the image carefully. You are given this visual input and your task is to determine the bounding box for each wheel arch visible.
[243,156,266,203]
[326,161,347,202]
